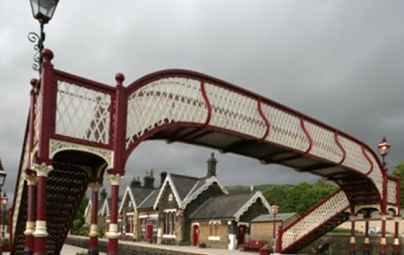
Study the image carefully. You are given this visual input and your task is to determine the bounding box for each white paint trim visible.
[208,236,221,241]
[126,212,135,216]
[181,176,228,209]
[233,191,271,221]
[153,174,182,210]
[209,220,222,225]
[192,222,200,227]
[164,209,177,213]
[99,198,110,217]
[162,234,176,239]
[237,222,250,226]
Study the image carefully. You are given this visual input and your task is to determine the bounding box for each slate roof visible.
[170,174,200,201]
[252,213,296,223]
[189,193,255,219]
[138,190,158,209]
[129,186,155,206]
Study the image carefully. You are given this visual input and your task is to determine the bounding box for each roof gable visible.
[153,174,182,210]
[181,176,228,209]
[189,191,271,221]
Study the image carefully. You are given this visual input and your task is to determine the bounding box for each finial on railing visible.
[42,48,54,64]
[115,73,125,87]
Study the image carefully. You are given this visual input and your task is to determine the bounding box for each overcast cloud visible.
[1,1,404,194]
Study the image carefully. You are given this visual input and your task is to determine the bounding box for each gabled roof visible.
[189,191,271,221]
[99,196,122,217]
[138,190,159,209]
[153,174,227,210]
[118,186,155,213]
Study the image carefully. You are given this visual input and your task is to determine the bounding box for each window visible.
[168,193,173,202]
[163,211,176,237]
[208,220,221,241]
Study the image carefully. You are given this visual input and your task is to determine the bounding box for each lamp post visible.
[377,137,391,255]
[271,205,279,252]
[377,137,391,170]
[0,161,7,255]
[1,194,7,246]
[28,0,60,72]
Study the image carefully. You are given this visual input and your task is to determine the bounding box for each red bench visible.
[243,240,266,252]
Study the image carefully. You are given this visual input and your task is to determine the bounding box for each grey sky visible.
[1,1,404,194]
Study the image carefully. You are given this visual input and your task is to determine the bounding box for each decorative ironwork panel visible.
[55,80,112,144]
[339,137,371,174]
[281,190,350,250]
[261,104,309,152]
[365,149,384,195]
[387,179,397,204]
[126,78,208,147]
[304,122,344,163]
[204,83,266,139]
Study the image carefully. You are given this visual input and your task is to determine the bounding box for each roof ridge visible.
[169,173,200,180]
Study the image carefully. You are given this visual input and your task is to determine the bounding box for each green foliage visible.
[71,196,89,234]
[227,180,336,214]
[393,162,404,208]
[262,180,337,214]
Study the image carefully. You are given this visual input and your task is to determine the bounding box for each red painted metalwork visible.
[334,133,346,165]
[24,180,36,254]
[37,49,55,165]
[257,99,270,141]
[112,73,127,175]
[299,119,313,155]
[10,52,397,254]
[362,146,374,176]
[108,183,119,255]
[89,187,99,253]
[200,81,212,127]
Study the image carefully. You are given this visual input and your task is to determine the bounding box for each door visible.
[237,225,246,246]
[192,225,200,246]
[146,223,153,242]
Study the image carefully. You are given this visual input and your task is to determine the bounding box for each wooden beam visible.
[220,140,256,153]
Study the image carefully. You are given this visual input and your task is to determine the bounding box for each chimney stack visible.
[130,177,142,188]
[160,171,167,187]
[143,169,155,189]
[207,153,217,177]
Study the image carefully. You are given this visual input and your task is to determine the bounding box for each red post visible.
[88,183,100,255]
[106,174,121,255]
[37,49,55,166]
[364,219,370,255]
[380,175,388,255]
[275,222,283,253]
[32,164,52,255]
[394,176,401,255]
[350,215,356,255]
[106,73,127,255]
[24,174,36,255]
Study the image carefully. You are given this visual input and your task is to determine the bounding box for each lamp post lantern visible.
[28,0,60,71]
[377,137,391,170]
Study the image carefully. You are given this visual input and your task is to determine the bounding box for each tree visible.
[393,162,404,208]
[72,196,89,234]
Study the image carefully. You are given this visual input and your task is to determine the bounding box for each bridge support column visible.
[32,164,52,255]
[363,219,370,255]
[393,216,401,255]
[88,183,100,255]
[24,174,36,255]
[106,174,121,255]
[379,214,387,255]
[350,216,356,255]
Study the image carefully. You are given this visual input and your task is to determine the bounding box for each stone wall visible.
[191,221,229,249]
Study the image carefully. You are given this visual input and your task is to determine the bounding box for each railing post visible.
[32,163,52,255]
[106,174,121,255]
[363,217,370,255]
[350,215,357,255]
[24,174,36,255]
[380,175,388,255]
[37,49,55,166]
[106,73,127,255]
[275,222,283,253]
[88,182,100,255]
